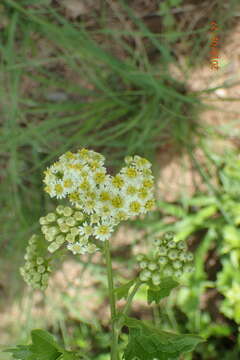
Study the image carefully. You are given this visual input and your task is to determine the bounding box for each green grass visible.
[0,0,206,256]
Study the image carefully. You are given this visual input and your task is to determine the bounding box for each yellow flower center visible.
[55,184,64,194]
[138,187,148,199]
[126,185,137,195]
[111,195,124,209]
[142,179,153,188]
[112,175,124,188]
[98,225,109,235]
[100,191,111,202]
[144,200,155,210]
[94,172,106,184]
[129,201,141,213]
[125,167,137,178]
[69,192,80,202]
[63,179,73,188]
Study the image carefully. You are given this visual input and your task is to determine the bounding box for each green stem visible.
[104,240,119,360]
[117,279,141,331]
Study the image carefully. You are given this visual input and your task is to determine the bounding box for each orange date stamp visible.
[210,21,219,70]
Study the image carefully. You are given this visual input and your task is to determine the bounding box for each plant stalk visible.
[104,240,119,360]
[116,279,141,332]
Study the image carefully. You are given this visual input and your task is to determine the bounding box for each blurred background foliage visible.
[1,0,240,359]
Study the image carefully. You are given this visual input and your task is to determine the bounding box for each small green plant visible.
[137,151,240,358]
[5,148,203,360]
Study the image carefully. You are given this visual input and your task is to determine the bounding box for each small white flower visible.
[79,222,93,238]
[67,242,86,255]
[94,224,114,241]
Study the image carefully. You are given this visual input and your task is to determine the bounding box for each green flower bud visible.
[59,224,69,233]
[63,207,73,217]
[139,260,148,269]
[148,262,157,271]
[87,244,98,253]
[172,260,182,270]
[41,225,49,235]
[152,273,161,286]
[167,240,176,249]
[79,236,88,245]
[186,252,194,262]
[55,234,65,245]
[45,234,55,242]
[177,241,187,250]
[70,227,79,236]
[41,273,49,284]
[56,205,65,214]
[158,256,168,266]
[66,234,75,243]
[57,217,65,225]
[184,264,194,273]
[154,238,162,246]
[25,262,32,270]
[33,273,41,282]
[163,231,175,241]
[140,269,151,281]
[39,217,48,225]
[46,212,56,223]
[158,246,167,256]
[48,241,60,253]
[174,269,183,278]
[74,211,85,221]
[168,249,178,260]
[29,235,38,245]
[48,226,59,236]
[179,253,188,262]
[38,265,45,274]
[37,257,44,265]
[65,217,76,227]
[163,266,174,277]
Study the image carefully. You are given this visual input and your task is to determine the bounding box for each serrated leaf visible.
[123,317,205,360]
[114,279,135,300]
[147,277,179,304]
[5,329,63,360]
[30,329,63,360]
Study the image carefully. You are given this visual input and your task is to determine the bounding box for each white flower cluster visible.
[137,232,194,286]
[43,149,155,242]
[40,205,98,255]
[20,235,51,290]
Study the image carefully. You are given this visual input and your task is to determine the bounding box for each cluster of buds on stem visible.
[20,235,52,290]
[137,232,194,286]
[40,205,98,255]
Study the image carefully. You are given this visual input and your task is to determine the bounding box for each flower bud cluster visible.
[43,149,155,238]
[20,234,51,290]
[40,205,98,255]
[137,232,194,286]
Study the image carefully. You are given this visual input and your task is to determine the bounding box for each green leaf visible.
[60,351,78,360]
[4,345,35,360]
[147,277,179,304]
[5,329,63,360]
[157,201,186,217]
[30,329,63,360]
[114,279,135,300]
[123,317,205,360]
